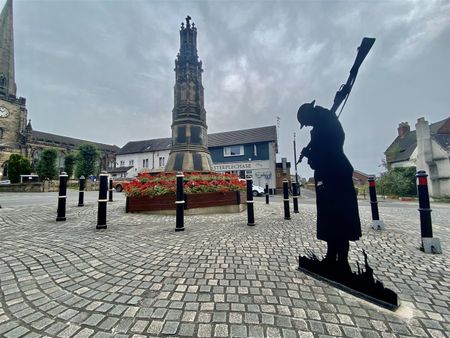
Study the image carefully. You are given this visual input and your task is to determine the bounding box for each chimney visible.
[397,122,410,138]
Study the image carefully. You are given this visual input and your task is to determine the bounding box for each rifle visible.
[330,37,376,117]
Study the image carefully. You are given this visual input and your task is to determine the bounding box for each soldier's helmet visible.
[297,100,316,128]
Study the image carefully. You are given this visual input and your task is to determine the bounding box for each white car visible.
[0,180,11,185]
[238,178,265,196]
[252,185,265,197]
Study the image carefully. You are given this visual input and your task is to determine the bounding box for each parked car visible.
[238,179,265,197]
[0,179,11,185]
[252,185,265,197]
[112,178,133,192]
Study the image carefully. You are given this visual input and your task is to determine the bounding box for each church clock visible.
[0,106,10,118]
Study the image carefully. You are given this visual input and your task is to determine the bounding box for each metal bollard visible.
[78,175,85,207]
[56,172,68,221]
[416,170,441,253]
[368,176,385,230]
[175,172,185,232]
[246,177,255,226]
[293,182,299,213]
[283,179,291,220]
[265,183,269,204]
[108,178,113,202]
[97,172,108,229]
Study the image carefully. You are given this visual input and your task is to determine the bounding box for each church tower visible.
[165,16,214,172]
[0,0,28,172]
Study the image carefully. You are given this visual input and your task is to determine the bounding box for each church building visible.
[0,0,118,179]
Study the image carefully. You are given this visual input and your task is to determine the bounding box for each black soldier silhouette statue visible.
[296,38,399,310]
[297,100,361,272]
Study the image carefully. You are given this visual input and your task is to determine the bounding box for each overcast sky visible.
[4,0,450,178]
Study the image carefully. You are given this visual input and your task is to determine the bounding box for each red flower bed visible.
[124,172,246,198]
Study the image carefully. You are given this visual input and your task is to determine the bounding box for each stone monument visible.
[165,16,214,172]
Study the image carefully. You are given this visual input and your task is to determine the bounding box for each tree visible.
[378,166,417,197]
[36,148,58,180]
[64,153,77,178]
[7,154,31,183]
[75,143,100,178]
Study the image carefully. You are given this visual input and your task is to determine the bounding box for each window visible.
[143,159,149,168]
[0,74,5,87]
[120,160,125,167]
[129,160,134,166]
[224,145,244,157]
[254,144,257,156]
[0,128,3,139]
[159,157,165,167]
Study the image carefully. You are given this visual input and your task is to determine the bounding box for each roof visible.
[118,137,172,155]
[31,130,120,153]
[108,166,133,174]
[208,125,277,147]
[118,125,278,155]
[385,117,450,163]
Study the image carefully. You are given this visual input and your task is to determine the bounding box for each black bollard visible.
[97,172,108,229]
[416,170,441,253]
[78,175,85,207]
[108,178,113,202]
[293,182,299,213]
[368,176,384,230]
[56,172,68,221]
[175,172,185,232]
[246,177,255,226]
[265,183,269,204]
[283,179,291,220]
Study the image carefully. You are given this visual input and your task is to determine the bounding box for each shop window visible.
[224,145,244,157]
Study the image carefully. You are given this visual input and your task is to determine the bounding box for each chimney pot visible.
[397,122,410,138]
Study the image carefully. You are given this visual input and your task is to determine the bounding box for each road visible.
[0,189,127,208]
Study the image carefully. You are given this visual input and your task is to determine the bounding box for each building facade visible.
[116,125,278,191]
[385,117,450,197]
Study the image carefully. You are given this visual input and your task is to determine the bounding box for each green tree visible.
[378,166,417,197]
[36,148,58,180]
[64,153,77,178]
[75,143,100,178]
[7,154,31,183]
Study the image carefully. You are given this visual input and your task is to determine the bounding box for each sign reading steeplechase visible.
[213,163,252,171]
[212,160,270,172]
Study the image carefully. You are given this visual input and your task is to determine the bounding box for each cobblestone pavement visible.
[0,197,449,337]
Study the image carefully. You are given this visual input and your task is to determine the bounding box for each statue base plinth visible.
[297,253,399,311]
[165,150,213,172]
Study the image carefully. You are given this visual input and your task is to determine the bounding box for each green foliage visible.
[36,148,58,180]
[64,153,77,178]
[378,166,417,197]
[75,143,100,178]
[7,154,31,183]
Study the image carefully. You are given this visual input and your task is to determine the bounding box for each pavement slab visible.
[0,194,449,337]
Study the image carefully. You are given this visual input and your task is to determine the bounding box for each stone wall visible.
[0,182,43,192]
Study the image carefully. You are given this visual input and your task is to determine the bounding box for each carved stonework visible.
[165,16,213,172]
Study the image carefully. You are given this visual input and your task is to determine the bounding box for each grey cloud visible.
[6,0,449,178]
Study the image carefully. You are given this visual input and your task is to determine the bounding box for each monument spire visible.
[165,16,214,172]
[0,0,16,97]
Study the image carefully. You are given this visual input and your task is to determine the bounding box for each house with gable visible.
[385,117,450,197]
